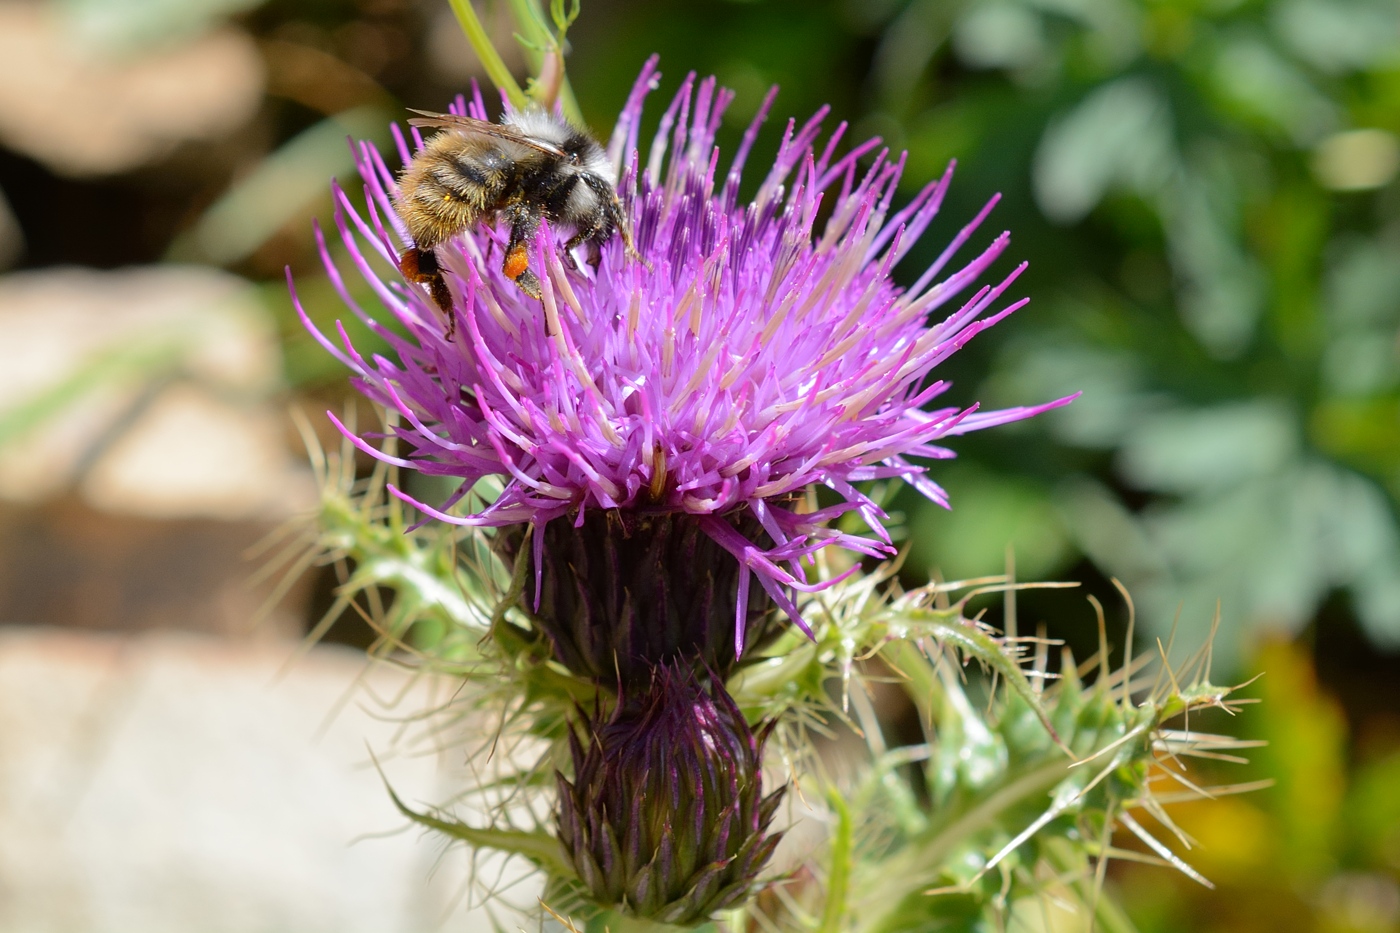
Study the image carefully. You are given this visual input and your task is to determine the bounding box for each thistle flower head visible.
[295,56,1076,647]
[555,665,783,924]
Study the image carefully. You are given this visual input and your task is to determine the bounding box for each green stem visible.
[447,0,528,111]
[1042,839,1141,933]
[503,0,584,123]
[817,787,854,933]
[918,760,1073,869]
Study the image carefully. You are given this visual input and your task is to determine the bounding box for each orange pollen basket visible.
[504,244,530,280]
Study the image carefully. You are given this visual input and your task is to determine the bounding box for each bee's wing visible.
[405,110,567,158]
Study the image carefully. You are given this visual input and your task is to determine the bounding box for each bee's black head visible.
[562,131,601,167]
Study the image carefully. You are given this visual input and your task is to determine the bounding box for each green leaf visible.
[1210,35,1338,143]
[1273,0,1400,74]
[380,768,573,878]
[899,609,1069,754]
[1033,77,1175,224]
[1116,401,1300,495]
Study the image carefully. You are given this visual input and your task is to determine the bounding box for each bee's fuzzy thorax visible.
[503,108,617,183]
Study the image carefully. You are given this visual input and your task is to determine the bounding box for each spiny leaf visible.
[901,608,1072,757]
[374,755,573,878]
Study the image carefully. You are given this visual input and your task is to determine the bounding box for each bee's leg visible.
[563,221,605,269]
[398,245,457,338]
[515,268,543,299]
[559,235,585,270]
[502,204,543,300]
[432,278,457,340]
[599,187,646,269]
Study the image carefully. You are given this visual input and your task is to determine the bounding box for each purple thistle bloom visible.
[294,57,1076,648]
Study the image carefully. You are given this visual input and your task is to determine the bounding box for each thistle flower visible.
[555,665,783,924]
[295,56,1076,660]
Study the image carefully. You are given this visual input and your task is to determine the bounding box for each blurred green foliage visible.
[857,0,1400,666]
[933,0,1400,669]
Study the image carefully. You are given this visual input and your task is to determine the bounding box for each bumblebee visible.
[392,108,640,328]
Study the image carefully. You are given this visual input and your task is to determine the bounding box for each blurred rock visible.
[0,627,540,933]
[0,265,278,397]
[0,265,312,520]
[0,3,263,176]
[0,266,316,635]
[80,384,307,521]
[0,497,300,637]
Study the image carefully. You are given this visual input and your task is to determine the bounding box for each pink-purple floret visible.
[292,56,1077,637]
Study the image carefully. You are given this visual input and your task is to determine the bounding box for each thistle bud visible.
[507,510,781,687]
[555,666,784,925]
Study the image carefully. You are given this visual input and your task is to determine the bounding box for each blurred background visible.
[0,0,1396,930]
